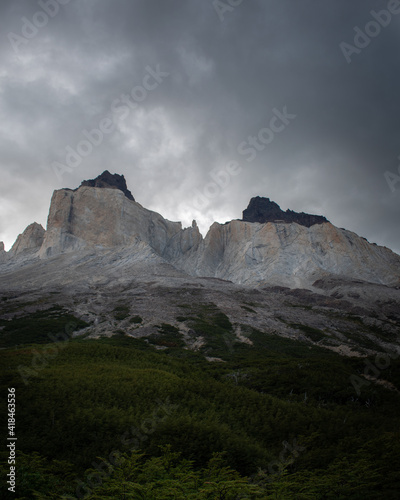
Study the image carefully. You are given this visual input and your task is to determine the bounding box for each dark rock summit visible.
[242,196,328,227]
[78,170,135,201]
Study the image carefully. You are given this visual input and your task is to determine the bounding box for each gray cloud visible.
[1,0,399,254]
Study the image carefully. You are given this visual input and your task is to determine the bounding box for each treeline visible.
[1,333,400,498]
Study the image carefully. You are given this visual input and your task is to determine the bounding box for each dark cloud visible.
[1,0,399,254]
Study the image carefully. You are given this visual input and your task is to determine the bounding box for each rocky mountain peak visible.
[242,196,328,227]
[78,170,135,201]
[9,222,45,257]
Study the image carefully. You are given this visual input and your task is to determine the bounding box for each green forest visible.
[1,304,400,499]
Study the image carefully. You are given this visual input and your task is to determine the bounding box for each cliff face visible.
[39,184,202,259]
[4,172,400,289]
[184,220,400,288]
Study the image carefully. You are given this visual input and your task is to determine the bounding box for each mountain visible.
[1,171,400,499]
[1,170,399,359]
[2,170,399,289]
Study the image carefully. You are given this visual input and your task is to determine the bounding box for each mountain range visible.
[2,170,400,289]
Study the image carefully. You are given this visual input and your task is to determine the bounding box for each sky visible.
[1,0,400,254]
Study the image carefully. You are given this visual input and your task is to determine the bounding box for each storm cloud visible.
[1,0,400,254]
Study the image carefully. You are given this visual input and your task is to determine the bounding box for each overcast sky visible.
[1,0,400,254]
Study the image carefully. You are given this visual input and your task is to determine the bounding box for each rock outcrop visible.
[78,170,135,201]
[242,196,328,227]
[9,223,45,258]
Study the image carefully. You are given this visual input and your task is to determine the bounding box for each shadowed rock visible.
[242,196,328,227]
[78,170,135,201]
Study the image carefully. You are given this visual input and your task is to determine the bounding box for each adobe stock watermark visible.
[212,0,244,23]
[349,348,400,397]
[189,106,296,211]
[384,154,400,193]
[237,106,296,162]
[340,1,400,64]
[189,162,243,211]
[7,0,71,55]
[52,64,169,182]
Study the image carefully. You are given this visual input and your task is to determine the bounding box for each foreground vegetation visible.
[0,305,400,499]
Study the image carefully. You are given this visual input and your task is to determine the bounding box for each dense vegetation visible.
[1,304,400,499]
[0,305,89,348]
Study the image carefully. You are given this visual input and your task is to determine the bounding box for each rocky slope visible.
[0,248,399,359]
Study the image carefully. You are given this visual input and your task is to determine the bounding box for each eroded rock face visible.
[185,220,400,288]
[242,196,328,227]
[39,185,203,258]
[78,170,135,201]
[9,223,45,257]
